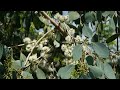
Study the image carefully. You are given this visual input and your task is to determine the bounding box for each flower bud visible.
[61,44,67,51]
[75,35,81,43]
[29,54,37,61]
[26,44,33,52]
[65,35,72,44]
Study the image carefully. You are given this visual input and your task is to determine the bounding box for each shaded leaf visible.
[57,65,75,79]
[0,62,4,73]
[96,11,102,22]
[85,12,95,23]
[89,65,104,78]
[21,71,33,79]
[103,62,116,79]
[11,60,22,70]
[36,68,46,79]
[86,56,94,65]
[73,44,82,61]
[92,42,109,58]
[20,52,26,62]
[0,44,3,60]
[33,15,44,30]
[106,34,120,43]
[109,18,116,31]
[91,34,99,42]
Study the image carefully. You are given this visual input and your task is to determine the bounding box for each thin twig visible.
[24,29,54,66]
[40,11,67,36]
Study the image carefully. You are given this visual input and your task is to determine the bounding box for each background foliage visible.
[0,11,120,79]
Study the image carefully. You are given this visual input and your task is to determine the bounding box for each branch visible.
[40,11,67,36]
[24,29,54,66]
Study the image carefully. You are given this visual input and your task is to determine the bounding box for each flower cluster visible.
[54,13,69,22]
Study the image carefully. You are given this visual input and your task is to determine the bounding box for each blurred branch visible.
[40,11,67,36]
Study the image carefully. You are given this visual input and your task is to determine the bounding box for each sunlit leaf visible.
[92,42,109,58]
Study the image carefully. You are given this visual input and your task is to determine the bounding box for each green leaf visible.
[0,44,3,60]
[86,56,94,65]
[73,44,82,61]
[92,42,109,58]
[33,15,44,30]
[20,52,26,62]
[21,71,33,79]
[106,34,120,43]
[68,11,80,21]
[57,65,75,79]
[109,18,115,31]
[102,11,110,17]
[11,60,22,70]
[103,63,116,79]
[96,59,104,70]
[82,24,93,38]
[36,68,46,79]
[89,66,104,78]
[85,12,95,23]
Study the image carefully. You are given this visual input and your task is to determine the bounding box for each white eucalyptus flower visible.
[37,43,43,51]
[54,13,61,19]
[69,28,75,36]
[32,39,37,46]
[59,15,65,22]
[61,44,67,51]
[65,35,72,44]
[40,52,45,57]
[29,54,37,61]
[75,35,81,43]
[64,15,69,21]
[23,37,31,44]
[64,49,72,57]
[43,39,48,45]
[42,46,50,53]
[39,32,44,36]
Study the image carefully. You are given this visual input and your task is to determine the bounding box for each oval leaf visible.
[103,63,116,79]
[109,18,115,31]
[73,44,82,61]
[21,71,33,79]
[68,11,80,21]
[92,42,109,58]
[36,68,46,79]
[57,65,75,79]
[20,52,26,62]
[89,66,104,78]
[82,24,93,38]
[106,33,120,43]
[11,60,22,70]
[85,12,95,23]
